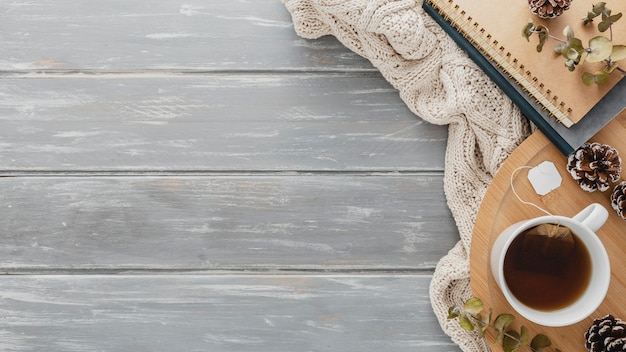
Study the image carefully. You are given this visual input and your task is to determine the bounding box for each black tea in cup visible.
[502,223,592,311]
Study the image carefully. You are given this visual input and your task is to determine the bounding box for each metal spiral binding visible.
[425,0,572,125]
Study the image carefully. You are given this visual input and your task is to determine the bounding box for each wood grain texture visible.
[0,0,373,71]
[0,275,457,352]
[0,75,446,172]
[471,111,626,351]
[0,175,457,270]
[0,0,461,350]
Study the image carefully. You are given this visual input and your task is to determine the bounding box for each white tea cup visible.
[490,203,610,327]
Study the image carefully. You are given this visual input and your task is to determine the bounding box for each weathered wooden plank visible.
[0,175,458,270]
[0,274,459,352]
[0,75,447,172]
[0,0,373,71]
[0,0,462,350]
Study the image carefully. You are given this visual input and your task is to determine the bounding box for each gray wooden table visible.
[0,1,462,350]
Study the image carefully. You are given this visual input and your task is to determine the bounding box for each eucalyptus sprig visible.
[448,297,561,352]
[521,2,626,85]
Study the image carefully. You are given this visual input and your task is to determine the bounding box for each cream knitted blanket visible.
[283,0,533,350]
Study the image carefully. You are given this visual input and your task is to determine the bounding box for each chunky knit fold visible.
[283,1,532,350]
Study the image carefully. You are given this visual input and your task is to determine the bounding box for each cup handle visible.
[572,203,609,232]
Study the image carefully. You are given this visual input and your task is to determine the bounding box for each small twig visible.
[530,30,566,44]
[547,34,567,44]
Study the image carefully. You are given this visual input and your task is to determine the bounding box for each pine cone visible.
[585,315,626,352]
[567,142,622,192]
[528,0,572,18]
[611,181,626,220]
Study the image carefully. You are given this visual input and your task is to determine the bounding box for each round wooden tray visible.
[470,110,626,351]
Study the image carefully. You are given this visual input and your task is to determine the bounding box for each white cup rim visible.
[495,215,610,327]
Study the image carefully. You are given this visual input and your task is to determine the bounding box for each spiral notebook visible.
[423,0,625,128]
[423,0,626,155]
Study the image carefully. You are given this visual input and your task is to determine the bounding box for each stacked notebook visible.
[423,0,626,155]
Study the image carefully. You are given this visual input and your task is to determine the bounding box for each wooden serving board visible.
[471,109,626,351]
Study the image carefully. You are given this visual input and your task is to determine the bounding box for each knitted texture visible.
[282,0,532,351]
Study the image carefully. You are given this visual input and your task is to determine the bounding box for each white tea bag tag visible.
[527,161,562,196]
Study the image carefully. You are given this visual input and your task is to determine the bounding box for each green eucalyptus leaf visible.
[458,313,475,331]
[494,331,504,346]
[522,20,535,41]
[537,38,546,52]
[519,326,530,346]
[598,13,621,32]
[565,47,580,60]
[482,308,492,326]
[536,25,548,52]
[587,36,613,62]
[604,60,619,73]
[536,25,548,34]
[478,323,488,338]
[563,25,574,39]
[581,71,609,86]
[567,37,584,55]
[493,314,515,332]
[595,70,610,84]
[475,308,491,338]
[530,334,552,350]
[599,20,612,32]
[464,297,484,315]
[502,330,521,352]
[583,11,597,25]
[593,2,606,15]
[609,13,623,23]
[582,72,597,86]
[579,50,589,64]
[601,6,611,20]
[554,42,566,54]
[447,306,461,319]
[611,45,626,61]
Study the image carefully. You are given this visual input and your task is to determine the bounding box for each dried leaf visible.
[599,20,611,32]
[493,314,515,331]
[582,72,595,85]
[593,2,607,14]
[459,313,475,331]
[519,325,530,346]
[595,70,610,84]
[482,308,492,326]
[611,45,626,61]
[530,334,552,350]
[563,37,584,62]
[503,330,521,352]
[565,47,580,60]
[599,13,621,31]
[586,36,613,62]
[582,71,609,85]
[494,331,504,346]
[477,309,492,338]
[522,20,535,41]
[464,297,484,315]
[583,11,597,25]
[563,25,574,39]
[609,13,623,23]
[447,306,461,319]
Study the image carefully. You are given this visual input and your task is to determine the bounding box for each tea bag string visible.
[510,166,554,217]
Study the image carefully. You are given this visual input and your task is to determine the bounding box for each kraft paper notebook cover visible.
[423,0,626,155]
